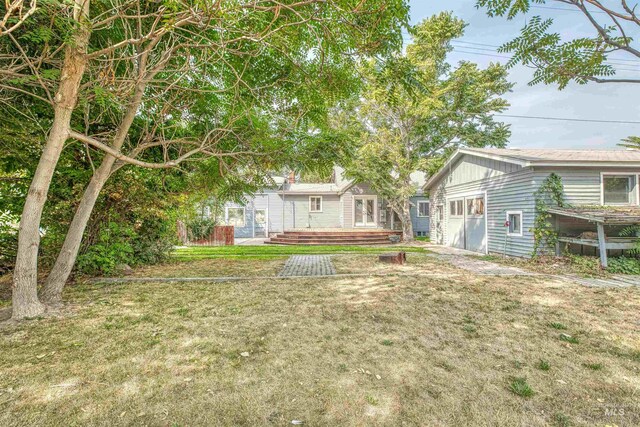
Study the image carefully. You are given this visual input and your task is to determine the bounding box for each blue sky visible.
[408,0,640,149]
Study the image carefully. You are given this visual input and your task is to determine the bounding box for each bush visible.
[608,256,640,275]
[76,216,178,276]
[0,225,17,275]
[76,222,135,275]
[186,217,217,241]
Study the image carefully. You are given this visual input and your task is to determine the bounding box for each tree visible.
[2,0,409,319]
[477,0,640,149]
[342,12,512,241]
[619,136,640,150]
[477,0,640,88]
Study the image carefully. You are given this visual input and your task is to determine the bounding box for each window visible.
[449,199,464,217]
[506,211,522,236]
[309,196,322,212]
[226,207,245,227]
[602,174,633,205]
[466,197,485,216]
[417,201,429,217]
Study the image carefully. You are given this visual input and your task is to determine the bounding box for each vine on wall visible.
[532,173,565,256]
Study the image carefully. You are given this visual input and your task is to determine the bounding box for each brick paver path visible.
[278,255,336,277]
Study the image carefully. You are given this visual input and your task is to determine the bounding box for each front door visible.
[254,208,267,237]
[435,205,444,244]
[354,197,376,227]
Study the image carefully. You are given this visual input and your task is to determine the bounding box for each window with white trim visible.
[417,201,429,217]
[602,174,633,205]
[506,211,522,236]
[309,196,322,212]
[449,199,464,217]
[466,197,485,216]
[226,207,245,227]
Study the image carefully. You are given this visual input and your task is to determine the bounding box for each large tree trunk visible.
[399,199,414,243]
[42,81,147,304]
[11,7,90,320]
[40,161,113,304]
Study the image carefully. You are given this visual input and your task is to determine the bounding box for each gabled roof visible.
[464,148,640,163]
[424,148,640,190]
[284,183,341,194]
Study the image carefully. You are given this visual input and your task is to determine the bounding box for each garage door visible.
[447,195,486,253]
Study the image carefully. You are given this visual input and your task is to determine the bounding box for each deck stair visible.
[266,230,402,245]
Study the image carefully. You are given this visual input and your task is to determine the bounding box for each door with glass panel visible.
[354,197,376,227]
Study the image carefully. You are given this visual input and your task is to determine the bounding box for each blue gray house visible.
[222,166,430,239]
[424,148,640,266]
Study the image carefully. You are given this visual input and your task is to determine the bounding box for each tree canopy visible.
[477,0,640,88]
[342,12,512,240]
[1,0,410,319]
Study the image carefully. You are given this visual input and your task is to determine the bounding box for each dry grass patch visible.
[0,271,639,426]
[332,253,461,275]
[128,257,286,278]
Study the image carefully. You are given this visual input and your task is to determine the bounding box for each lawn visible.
[1,254,639,426]
[171,244,429,261]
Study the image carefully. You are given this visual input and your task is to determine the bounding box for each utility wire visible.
[496,114,640,124]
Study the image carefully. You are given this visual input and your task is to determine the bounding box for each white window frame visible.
[506,210,523,237]
[352,195,378,227]
[225,206,245,227]
[466,197,485,217]
[600,172,636,206]
[417,201,430,217]
[449,198,464,218]
[309,196,323,213]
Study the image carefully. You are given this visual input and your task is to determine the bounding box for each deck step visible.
[266,230,401,246]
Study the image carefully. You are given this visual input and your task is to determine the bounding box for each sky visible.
[408,0,640,149]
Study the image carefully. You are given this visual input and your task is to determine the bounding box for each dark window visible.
[603,175,631,204]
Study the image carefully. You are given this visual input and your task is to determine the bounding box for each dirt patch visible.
[128,257,286,278]
[332,253,461,275]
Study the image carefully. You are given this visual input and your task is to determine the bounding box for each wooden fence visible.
[177,221,234,246]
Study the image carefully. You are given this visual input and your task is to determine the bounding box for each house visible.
[423,148,640,264]
[222,166,430,239]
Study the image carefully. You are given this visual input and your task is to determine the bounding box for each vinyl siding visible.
[532,167,639,206]
[289,194,342,228]
[410,196,430,235]
[428,156,535,257]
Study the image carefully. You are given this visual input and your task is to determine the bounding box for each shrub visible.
[0,224,17,275]
[76,222,135,275]
[607,256,640,275]
[186,217,217,241]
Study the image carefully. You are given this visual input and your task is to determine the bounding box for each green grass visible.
[508,376,535,398]
[559,333,580,345]
[583,362,603,371]
[537,359,551,371]
[549,322,567,330]
[172,245,428,261]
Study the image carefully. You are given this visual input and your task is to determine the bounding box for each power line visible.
[449,44,640,72]
[531,5,607,14]
[496,114,640,124]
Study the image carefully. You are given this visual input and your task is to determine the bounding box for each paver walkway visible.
[278,255,336,277]
[563,274,640,288]
[426,253,538,276]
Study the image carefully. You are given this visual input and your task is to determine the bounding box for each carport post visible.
[596,222,608,269]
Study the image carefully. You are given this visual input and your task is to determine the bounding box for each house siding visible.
[410,196,430,235]
[289,194,342,228]
[532,167,639,205]
[429,156,535,257]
